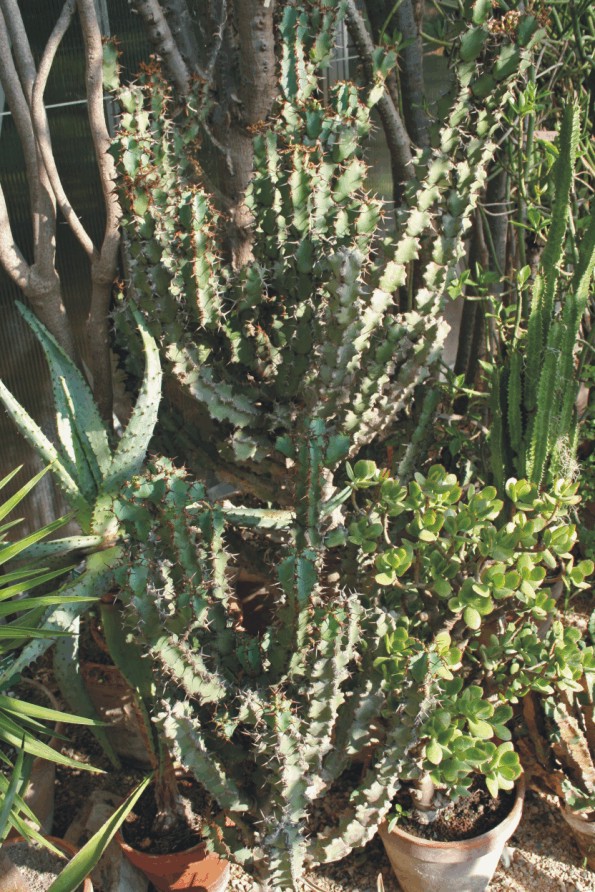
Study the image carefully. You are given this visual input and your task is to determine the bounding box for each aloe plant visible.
[0,304,162,764]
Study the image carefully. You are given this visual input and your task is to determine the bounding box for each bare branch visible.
[129,0,192,94]
[392,0,429,149]
[344,0,413,191]
[195,0,227,82]
[32,0,95,259]
[161,0,201,74]
[0,184,29,291]
[0,0,37,102]
[77,0,123,423]
[0,5,42,228]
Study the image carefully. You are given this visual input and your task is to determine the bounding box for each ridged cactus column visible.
[111,0,538,505]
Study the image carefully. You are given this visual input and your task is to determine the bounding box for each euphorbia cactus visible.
[111,0,543,503]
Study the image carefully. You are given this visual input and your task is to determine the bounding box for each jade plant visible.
[344,460,593,822]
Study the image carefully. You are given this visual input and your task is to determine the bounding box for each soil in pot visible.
[122,776,210,855]
[379,778,525,892]
[395,779,516,841]
[120,777,229,892]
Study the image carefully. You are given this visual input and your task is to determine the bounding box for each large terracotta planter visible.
[117,833,230,892]
[378,778,525,892]
[561,807,595,870]
[1,835,93,891]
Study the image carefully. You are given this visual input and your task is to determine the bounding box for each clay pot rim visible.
[380,775,525,853]
[115,829,208,863]
[2,834,93,891]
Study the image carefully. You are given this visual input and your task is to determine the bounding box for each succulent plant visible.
[0,303,162,764]
[345,461,593,818]
[489,104,595,491]
[111,0,542,505]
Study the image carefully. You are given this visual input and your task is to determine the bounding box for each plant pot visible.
[561,806,595,870]
[1,835,93,891]
[378,778,525,892]
[81,662,154,767]
[117,832,230,892]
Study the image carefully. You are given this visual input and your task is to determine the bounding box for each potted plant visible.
[343,460,593,891]
[0,4,557,888]
[520,620,595,869]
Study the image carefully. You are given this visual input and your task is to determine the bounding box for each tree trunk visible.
[198,0,277,267]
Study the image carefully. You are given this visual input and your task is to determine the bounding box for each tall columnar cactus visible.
[112,0,541,502]
[490,104,595,491]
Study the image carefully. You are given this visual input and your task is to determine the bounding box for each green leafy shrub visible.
[345,462,593,810]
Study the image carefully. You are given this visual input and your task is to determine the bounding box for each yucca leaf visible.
[104,309,162,492]
[47,775,152,892]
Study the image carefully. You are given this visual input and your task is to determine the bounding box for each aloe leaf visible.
[23,535,107,563]
[104,309,162,492]
[0,381,88,521]
[16,302,112,477]
[47,775,152,892]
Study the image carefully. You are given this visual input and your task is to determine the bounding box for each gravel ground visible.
[223,791,595,891]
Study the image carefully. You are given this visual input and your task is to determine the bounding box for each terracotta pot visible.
[561,806,595,870]
[378,778,525,892]
[81,662,154,767]
[117,832,230,892]
[1,835,93,891]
